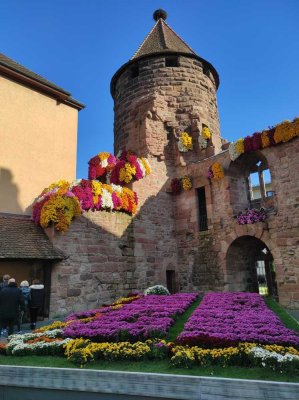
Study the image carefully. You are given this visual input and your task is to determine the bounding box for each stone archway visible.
[225,235,277,296]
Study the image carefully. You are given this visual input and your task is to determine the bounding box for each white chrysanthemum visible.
[228,141,239,161]
[69,179,82,189]
[178,140,188,152]
[137,158,146,177]
[101,158,108,168]
[198,135,208,150]
[143,158,151,174]
[101,188,114,209]
[111,183,122,193]
[144,285,170,295]
[250,346,299,363]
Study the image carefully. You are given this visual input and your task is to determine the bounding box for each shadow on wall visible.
[0,167,22,213]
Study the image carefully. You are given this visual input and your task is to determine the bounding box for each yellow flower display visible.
[178,132,193,152]
[202,127,211,140]
[98,152,111,161]
[235,138,245,155]
[181,176,192,191]
[40,194,81,232]
[261,130,270,148]
[211,162,224,180]
[119,163,137,183]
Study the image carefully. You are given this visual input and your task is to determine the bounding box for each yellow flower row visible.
[170,342,298,367]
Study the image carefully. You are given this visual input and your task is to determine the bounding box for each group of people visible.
[0,274,45,336]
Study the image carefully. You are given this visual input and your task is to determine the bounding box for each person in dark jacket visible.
[29,279,45,330]
[0,274,10,290]
[0,278,25,336]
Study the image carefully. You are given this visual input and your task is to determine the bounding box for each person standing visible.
[0,278,25,336]
[17,281,31,333]
[29,279,45,330]
[0,274,10,290]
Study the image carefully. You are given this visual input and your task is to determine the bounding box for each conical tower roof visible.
[131,12,197,60]
[111,10,219,96]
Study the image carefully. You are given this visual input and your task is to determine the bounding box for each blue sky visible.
[1,0,298,179]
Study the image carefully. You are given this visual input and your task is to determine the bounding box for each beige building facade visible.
[0,54,84,214]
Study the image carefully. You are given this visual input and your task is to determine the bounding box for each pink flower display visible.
[237,208,266,225]
[176,292,299,347]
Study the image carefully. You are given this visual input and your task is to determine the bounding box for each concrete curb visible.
[1,365,299,399]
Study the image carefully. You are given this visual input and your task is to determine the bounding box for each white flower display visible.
[101,188,114,209]
[7,329,71,356]
[229,141,239,161]
[198,135,208,150]
[144,285,170,295]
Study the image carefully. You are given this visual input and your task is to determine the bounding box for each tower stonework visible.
[43,10,299,317]
[111,15,221,160]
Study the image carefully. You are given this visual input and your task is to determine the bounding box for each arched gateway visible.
[225,236,278,297]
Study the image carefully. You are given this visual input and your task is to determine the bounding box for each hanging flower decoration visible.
[198,127,211,150]
[202,127,211,140]
[33,149,150,232]
[236,208,267,225]
[32,180,139,232]
[228,117,299,161]
[178,132,193,152]
[89,150,151,185]
[171,176,192,194]
[208,162,224,180]
[181,176,192,191]
[88,152,117,180]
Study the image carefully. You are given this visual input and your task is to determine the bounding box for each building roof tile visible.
[0,214,65,260]
[131,18,197,60]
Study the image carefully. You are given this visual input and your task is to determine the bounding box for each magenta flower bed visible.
[176,292,299,347]
[63,293,198,342]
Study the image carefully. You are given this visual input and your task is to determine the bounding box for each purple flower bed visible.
[63,293,198,342]
[176,292,299,347]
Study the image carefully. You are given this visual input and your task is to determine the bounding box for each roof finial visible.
[153,9,167,21]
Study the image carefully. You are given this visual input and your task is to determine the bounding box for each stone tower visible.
[110,10,222,291]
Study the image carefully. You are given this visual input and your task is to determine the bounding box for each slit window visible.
[165,56,179,67]
[197,187,208,231]
[131,65,139,78]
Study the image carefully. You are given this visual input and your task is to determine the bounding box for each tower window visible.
[131,65,139,78]
[165,56,179,67]
[203,65,210,76]
[197,187,208,231]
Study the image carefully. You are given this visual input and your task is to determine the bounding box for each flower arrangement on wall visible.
[236,208,267,225]
[88,152,117,180]
[32,149,151,232]
[198,126,211,150]
[229,117,299,161]
[171,176,192,194]
[32,180,139,232]
[178,132,193,152]
[207,162,224,180]
[88,150,151,185]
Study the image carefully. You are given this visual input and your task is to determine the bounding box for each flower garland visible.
[229,117,299,161]
[236,208,267,225]
[207,162,224,180]
[171,176,192,194]
[178,132,193,152]
[88,150,151,185]
[32,180,138,232]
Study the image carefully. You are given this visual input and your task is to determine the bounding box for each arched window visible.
[227,151,273,213]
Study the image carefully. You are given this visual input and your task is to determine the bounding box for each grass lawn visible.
[0,295,298,383]
[265,297,299,332]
